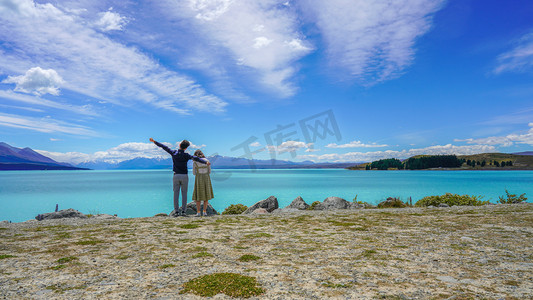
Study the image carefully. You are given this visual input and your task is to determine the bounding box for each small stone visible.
[438,203,450,207]
[251,208,268,214]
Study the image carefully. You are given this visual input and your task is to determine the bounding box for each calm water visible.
[1,169,532,222]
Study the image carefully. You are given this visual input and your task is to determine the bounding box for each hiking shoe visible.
[202,212,208,217]
[180,211,188,217]
[195,213,201,217]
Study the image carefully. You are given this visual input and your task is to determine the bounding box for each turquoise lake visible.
[1,169,532,222]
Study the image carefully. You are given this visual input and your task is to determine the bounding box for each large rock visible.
[251,208,268,214]
[243,196,278,214]
[286,196,309,210]
[91,214,119,220]
[314,197,356,210]
[170,202,218,216]
[35,208,87,221]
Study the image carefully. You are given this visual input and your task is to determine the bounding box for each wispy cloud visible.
[159,0,313,98]
[0,112,100,137]
[299,144,497,163]
[300,0,445,84]
[0,0,227,115]
[0,90,99,116]
[494,31,533,74]
[455,123,533,147]
[326,140,388,148]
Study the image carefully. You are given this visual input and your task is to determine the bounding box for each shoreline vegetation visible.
[1,202,531,299]
[348,153,533,170]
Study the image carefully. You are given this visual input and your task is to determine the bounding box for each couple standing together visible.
[149,138,214,217]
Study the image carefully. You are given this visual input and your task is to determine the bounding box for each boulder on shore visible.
[314,197,355,210]
[170,202,218,217]
[35,208,87,221]
[251,208,268,214]
[243,196,278,214]
[286,196,309,210]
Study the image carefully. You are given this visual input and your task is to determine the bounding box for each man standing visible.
[150,138,210,216]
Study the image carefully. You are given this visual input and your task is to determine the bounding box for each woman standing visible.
[192,150,214,216]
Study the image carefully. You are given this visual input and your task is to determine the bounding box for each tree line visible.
[364,155,514,170]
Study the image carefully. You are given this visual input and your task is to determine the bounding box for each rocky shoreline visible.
[1,203,532,299]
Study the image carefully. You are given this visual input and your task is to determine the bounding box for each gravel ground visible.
[1,204,532,299]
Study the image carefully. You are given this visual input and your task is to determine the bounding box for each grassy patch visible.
[244,232,273,238]
[75,239,104,245]
[50,264,67,270]
[180,272,265,298]
[233,246,249,249]
[159,264,175,269]
[46,284,87,293]
[192,251,213,258]
[185,246,208,253]
[238,254,261,262]
[179,223,200,229]
[321,281,352,288]
[361,249,377,258]
[0,254,15,259]
[115,255,130,260]
[56,256,77,264]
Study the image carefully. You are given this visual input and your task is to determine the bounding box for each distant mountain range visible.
[75,154,357,170]
[0,142,88,170]
[512,151,533,156]
[0,142,358,170]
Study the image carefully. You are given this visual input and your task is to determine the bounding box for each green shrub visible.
[415,193,487,207]
[377,197,408,208]
[307,201,321,210]
[498,190,527,204]
[180,272,265,298]
[222,204,248,215]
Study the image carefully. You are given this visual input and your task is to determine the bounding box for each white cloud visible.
[0,89,98,116]
[0,112,99,137]
[298,144,497,163]
[494,31,533,74]
[326,140,388,148]
[267,140,312,154]
[253,36,273,49]
[301,0,444,84]
[249,141,262,147]
[0,0,227,115]
[455,123,533,147]
[161,0,313,97]
[175,141,206,149]
[2,67,64,95]
[95,9,128,32]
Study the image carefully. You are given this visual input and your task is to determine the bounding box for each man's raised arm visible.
[149,138,173,155]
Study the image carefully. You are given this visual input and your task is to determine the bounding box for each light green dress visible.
[192,161,214,202]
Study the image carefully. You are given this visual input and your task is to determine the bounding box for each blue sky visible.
[1,0,532,164]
